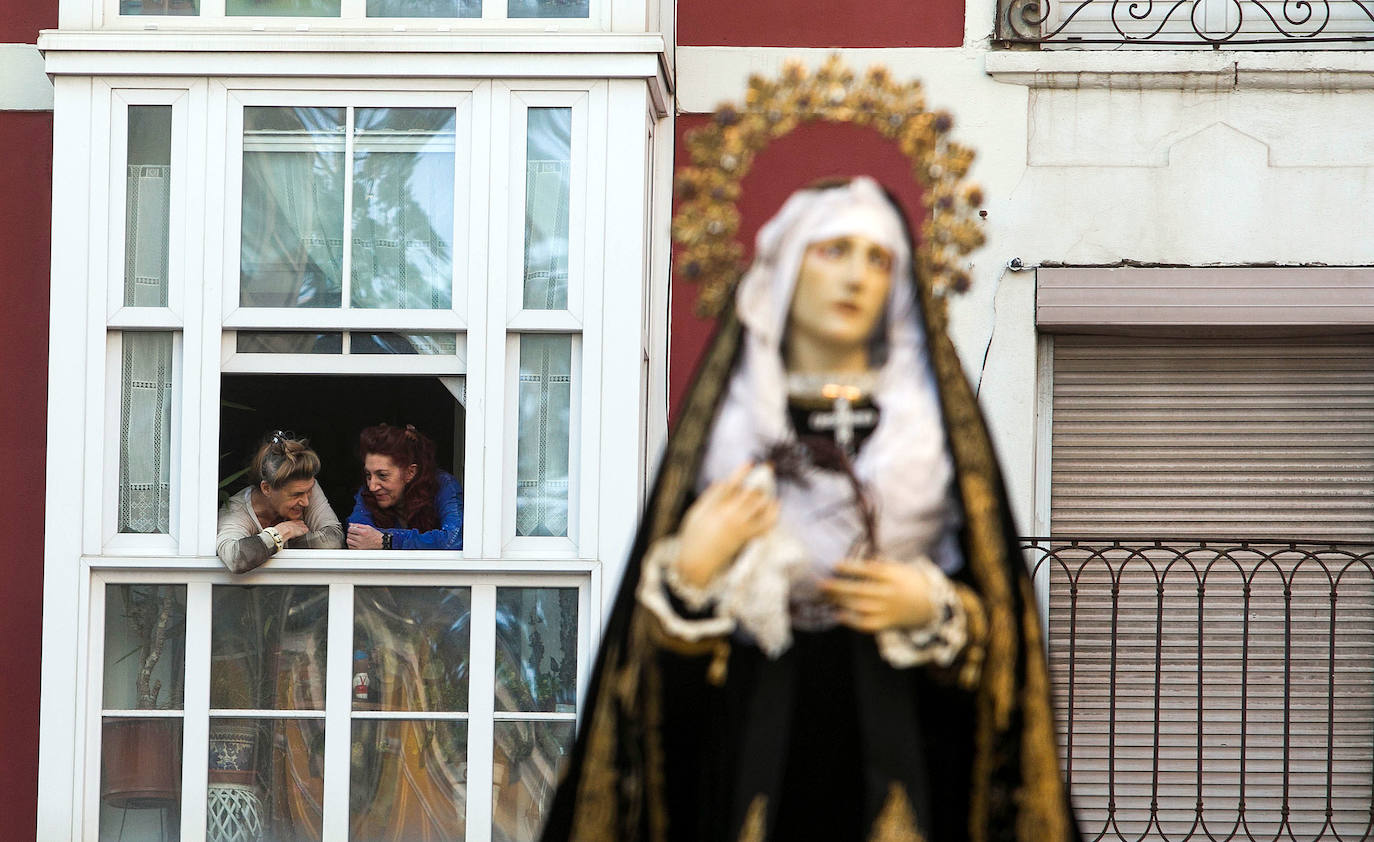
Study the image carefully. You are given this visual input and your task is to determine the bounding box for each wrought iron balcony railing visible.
[1021,537,1374,842]
[997,0,1374,46]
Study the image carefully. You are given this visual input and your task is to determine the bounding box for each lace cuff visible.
[875,556,968,669]
[636,535,736,644]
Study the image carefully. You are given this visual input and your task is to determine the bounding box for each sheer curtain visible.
[350,108,456,310]
[125,105,171,308]
[119,332,174,534]
[516,336,572,538]
[522,109,571,311]
[240,107,346,308]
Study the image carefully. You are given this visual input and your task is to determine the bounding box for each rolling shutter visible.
[1048,336,1374,841]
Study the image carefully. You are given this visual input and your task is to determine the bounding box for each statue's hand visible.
[675,462,779,590]
[821,559,938,633]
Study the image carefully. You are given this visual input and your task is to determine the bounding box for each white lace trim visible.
[875,555,967,669]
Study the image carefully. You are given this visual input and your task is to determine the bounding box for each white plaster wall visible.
[674,45,1374,534]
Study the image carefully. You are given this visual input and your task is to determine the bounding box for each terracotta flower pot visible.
[101,718,181,809]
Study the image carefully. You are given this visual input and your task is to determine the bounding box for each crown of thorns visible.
[672,55,987,319]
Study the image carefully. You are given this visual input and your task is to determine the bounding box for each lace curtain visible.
[126,105,171,307]
[119,332,174,534]
[516,336,572,538]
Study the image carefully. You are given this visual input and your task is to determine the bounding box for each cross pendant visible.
[810,384,878,456]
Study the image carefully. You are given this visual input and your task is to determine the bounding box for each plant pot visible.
[209,718,259,787]
[101,718,181,809]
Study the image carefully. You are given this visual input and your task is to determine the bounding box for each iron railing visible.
[997,0,1374,46]
[1021,537,1374,842]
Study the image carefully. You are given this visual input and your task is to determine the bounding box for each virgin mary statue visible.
[538,177,1079,842]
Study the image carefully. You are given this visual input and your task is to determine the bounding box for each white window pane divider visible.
[479,82,514,560]
[80,573,106,842]
[181,582,213,842]
[465,584,498,842]
[107,307,182,329]
[221,352,466,375]
[221,307,466,330]
[84,84,117,558]
[321,581,353,841]
[507,310,581,331]
[351,709,474,720]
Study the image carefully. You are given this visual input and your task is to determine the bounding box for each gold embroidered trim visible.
[868,783,927,842]
[1015,575,1074,842]
[673,55,985,318]
[568,640,622,841]
[737,794,768,842]
[952,582,987,691]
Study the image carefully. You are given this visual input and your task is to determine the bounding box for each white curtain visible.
[522,109,571,311]
[119,332,173,534]
[125,165,170,307]
[516,336,572,538]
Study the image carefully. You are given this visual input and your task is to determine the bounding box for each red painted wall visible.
[678,0,965,48]
[0,110,53,842]
[670,116,927,420]
[0,2,56,43]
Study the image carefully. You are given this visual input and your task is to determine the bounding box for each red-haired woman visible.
[345,424,463,550]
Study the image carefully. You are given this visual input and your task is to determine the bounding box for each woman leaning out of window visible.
[215,432,345,573]
[346,424,463,551]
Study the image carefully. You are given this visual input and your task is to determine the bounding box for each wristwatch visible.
[382,532,393,550]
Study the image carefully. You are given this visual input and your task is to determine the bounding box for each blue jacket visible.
[348,470,463,550]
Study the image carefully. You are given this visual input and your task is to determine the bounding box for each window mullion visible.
[321,582,355,838]
[465,584,497,842]
[181,582,213,842]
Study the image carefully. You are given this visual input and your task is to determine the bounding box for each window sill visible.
[985,49,1374,91]
[85,551,600,575]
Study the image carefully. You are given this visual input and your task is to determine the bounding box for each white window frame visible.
[97,0,611,31]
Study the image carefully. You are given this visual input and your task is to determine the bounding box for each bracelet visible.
[382,532,393,550]
[263,526,284,553]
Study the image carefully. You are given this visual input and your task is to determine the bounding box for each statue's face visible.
[788,234,894,363]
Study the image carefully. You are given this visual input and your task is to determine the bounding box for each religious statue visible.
[538,60,1079,842]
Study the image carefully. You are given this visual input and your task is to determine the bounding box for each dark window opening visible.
[220,374,464,523]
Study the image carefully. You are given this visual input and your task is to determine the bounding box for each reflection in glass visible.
[119,331,174,534]
[522,108,572,310]
[492,721,574,842]
[495,588,577,712]
[126,106,172,307]
[352,332,459,355]
[507,0,587,17]
[210,586,329,711]
[516,335,572,537]
[240,107,345,308]
[100,717,182,841]
[351,108,456,310]
[104,585,187,710]
[350,720,467,841]
[227,0,340,14]
[353,587,472,712]
[236,331,344,354]
[207,717,325,842]
[368,0,479,17]
[120,0,198,15]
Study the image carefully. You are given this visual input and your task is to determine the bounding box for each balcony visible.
[997,0,1374,46]
[1022,537,1374,841]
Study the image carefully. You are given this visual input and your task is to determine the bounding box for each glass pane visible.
[120,0,197,14]
[516,335,572,538]
[352,332,458,355]
[521,108,571,310]
[351,108,456,310]
[350,720,467,841]
[240,107,345,308]
[236,331,344,354]
[104,585,187,710]
[208,717,324,842]
[492,721,574,842]
[367,0,479,18]
[211,586,329,711]
[100,717,182,841]
[507,0,587,17]
[125,106,172,307]
[495,587,578,712]
[353,587,471,712]
[119,331,174,534]
[227,0,340,14]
